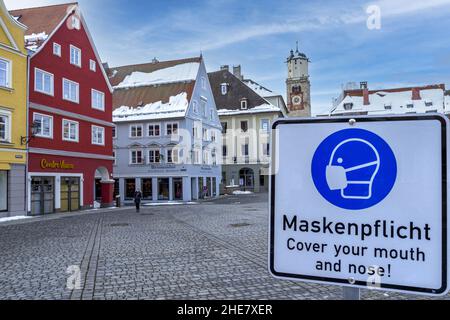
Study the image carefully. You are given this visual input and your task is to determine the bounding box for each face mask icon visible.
[326,138,380,200]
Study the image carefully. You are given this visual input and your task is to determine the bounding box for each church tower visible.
[286,42,311,117]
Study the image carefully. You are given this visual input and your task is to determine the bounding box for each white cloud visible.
[3,0,67,10]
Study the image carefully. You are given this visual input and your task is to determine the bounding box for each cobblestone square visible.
[0,193,446,300]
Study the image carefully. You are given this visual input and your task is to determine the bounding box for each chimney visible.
[363,88,370,105]
[233,65,243,80]
[220,65,229,72]
[360,81,368,89]
[412,87,421,100]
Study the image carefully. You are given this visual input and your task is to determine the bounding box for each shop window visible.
[173,178,183,201]
[158,178,170,201]
[125,179,136,200]
[0,171,7,211]
[142,179,153,200]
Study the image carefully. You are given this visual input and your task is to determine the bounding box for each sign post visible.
[269,115,449,297]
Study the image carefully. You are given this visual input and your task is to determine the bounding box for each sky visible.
[5,0,450,115]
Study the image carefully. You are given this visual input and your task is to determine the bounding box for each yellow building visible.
[0,0,27,217]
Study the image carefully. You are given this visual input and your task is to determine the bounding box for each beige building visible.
[209,66,287,193]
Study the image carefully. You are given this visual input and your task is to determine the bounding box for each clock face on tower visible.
[291,95,302,106]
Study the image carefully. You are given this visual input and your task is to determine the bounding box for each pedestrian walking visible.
[134,189,142,213]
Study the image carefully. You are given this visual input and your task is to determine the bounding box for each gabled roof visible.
[10,2,113,93]
[109,57,202,121]
[10,3,77,44]
[208,69,280,115]
[107,57,201,87]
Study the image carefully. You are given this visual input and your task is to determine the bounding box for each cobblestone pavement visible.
[0,193,446,300]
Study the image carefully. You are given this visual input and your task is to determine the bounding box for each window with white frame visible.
[201,77,206,89]
[241,98,248,110]
[113,151,116,165]
[261,119,270,133]
[192,100,198,113]
[62,119,79,142]
[148,149,161,164]
[212,149,217,165]
[130,149,143,165]
[167,148,179,164]
[203,128,208,141]
[53,43,61,57]
[211,130,216,142]
[0,111,11,142]
[92,125,105,145]
[63,78,79,103]
[203,150,209,165]
[112,125,116,139]
[209,110,214,121]
[193,149,200,164]
[35,68,53,95]
[70,45,81,67]
[0,58,10,88]
[200,98,207,117]
[33,113,53,138]
[221,83,228,95]
[130,124,143,138]
[148,124,160,137]
[166,123,178,136]
[262,143,270,156]
[91,89,105,111]
[90,59,96,72]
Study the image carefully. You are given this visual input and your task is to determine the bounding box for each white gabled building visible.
[319,82,449,117]
[107,57,222,203]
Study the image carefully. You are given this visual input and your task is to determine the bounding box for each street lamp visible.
[21,121,40,146]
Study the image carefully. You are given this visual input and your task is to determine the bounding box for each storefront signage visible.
[40,159,75,170]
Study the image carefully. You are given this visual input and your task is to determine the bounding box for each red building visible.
[11,3,114,215]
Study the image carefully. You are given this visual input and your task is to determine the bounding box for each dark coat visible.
[134,191,142,204]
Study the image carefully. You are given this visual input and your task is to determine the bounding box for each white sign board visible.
[269,115,449,295]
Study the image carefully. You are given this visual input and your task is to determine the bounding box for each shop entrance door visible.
[31,177,55,216]
[60,177,80,212]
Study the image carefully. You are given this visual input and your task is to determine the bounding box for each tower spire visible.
[296,41,299,53]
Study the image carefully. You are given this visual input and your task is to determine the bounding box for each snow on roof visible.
[217,103,280,116]
[330,88,446,115]
[113,92,189,122]
[24,32,49,52]
[243,79,275,97]
[114,62,200,89]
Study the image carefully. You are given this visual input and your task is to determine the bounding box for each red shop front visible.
[27,153,114,215]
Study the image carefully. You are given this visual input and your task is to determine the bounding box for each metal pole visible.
[343,287,360,300]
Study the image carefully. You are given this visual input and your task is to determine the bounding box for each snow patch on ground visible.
[114,62,199,89]
[233,191,253,195]
[113,92,189,121]
[143,202,198,207]
[0,216,33,223]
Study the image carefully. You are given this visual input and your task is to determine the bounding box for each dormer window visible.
[384,104,392,110]
[221,83,228,95]
[425,101,433,107]
[241,98,248,110]
[343,103,353,111]
[407,104,414,109]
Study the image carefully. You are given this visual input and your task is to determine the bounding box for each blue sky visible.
[6,0,450,114]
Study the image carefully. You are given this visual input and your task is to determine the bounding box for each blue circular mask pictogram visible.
[311,128,397,210]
